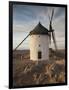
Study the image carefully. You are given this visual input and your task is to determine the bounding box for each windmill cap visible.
[29,22,49,35]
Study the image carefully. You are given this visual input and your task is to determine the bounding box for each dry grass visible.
[13,49,65,87]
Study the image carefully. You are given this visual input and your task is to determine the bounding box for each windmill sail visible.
[48,8,57,50]
[49,9,54,45]
[52,31,57,50]
[50,9,54,25]
[49,9,54,31]
[14,34,30,50]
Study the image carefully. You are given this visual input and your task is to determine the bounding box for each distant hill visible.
[13,49,65,61]
[13,50,30,55]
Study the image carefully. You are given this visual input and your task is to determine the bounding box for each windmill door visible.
[38,51,42,59]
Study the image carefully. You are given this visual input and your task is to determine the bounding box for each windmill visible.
[14,9,57,61]
[48,9,57,51]
[14,9,57,51]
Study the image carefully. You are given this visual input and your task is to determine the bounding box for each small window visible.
[39,45,40,47]
[38,51,42,59]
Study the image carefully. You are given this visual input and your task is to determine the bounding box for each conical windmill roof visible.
[29,22,49,35]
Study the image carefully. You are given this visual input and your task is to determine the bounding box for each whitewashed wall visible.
[29,35,49,61]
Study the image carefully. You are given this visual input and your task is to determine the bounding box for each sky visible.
[13,4,65,50]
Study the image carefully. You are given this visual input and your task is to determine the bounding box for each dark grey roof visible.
[29,22,49,35]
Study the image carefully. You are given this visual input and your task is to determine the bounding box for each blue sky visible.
[13,4,65,50]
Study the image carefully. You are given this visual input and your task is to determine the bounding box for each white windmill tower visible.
[14,9,57,61]
[29,22,50,61]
